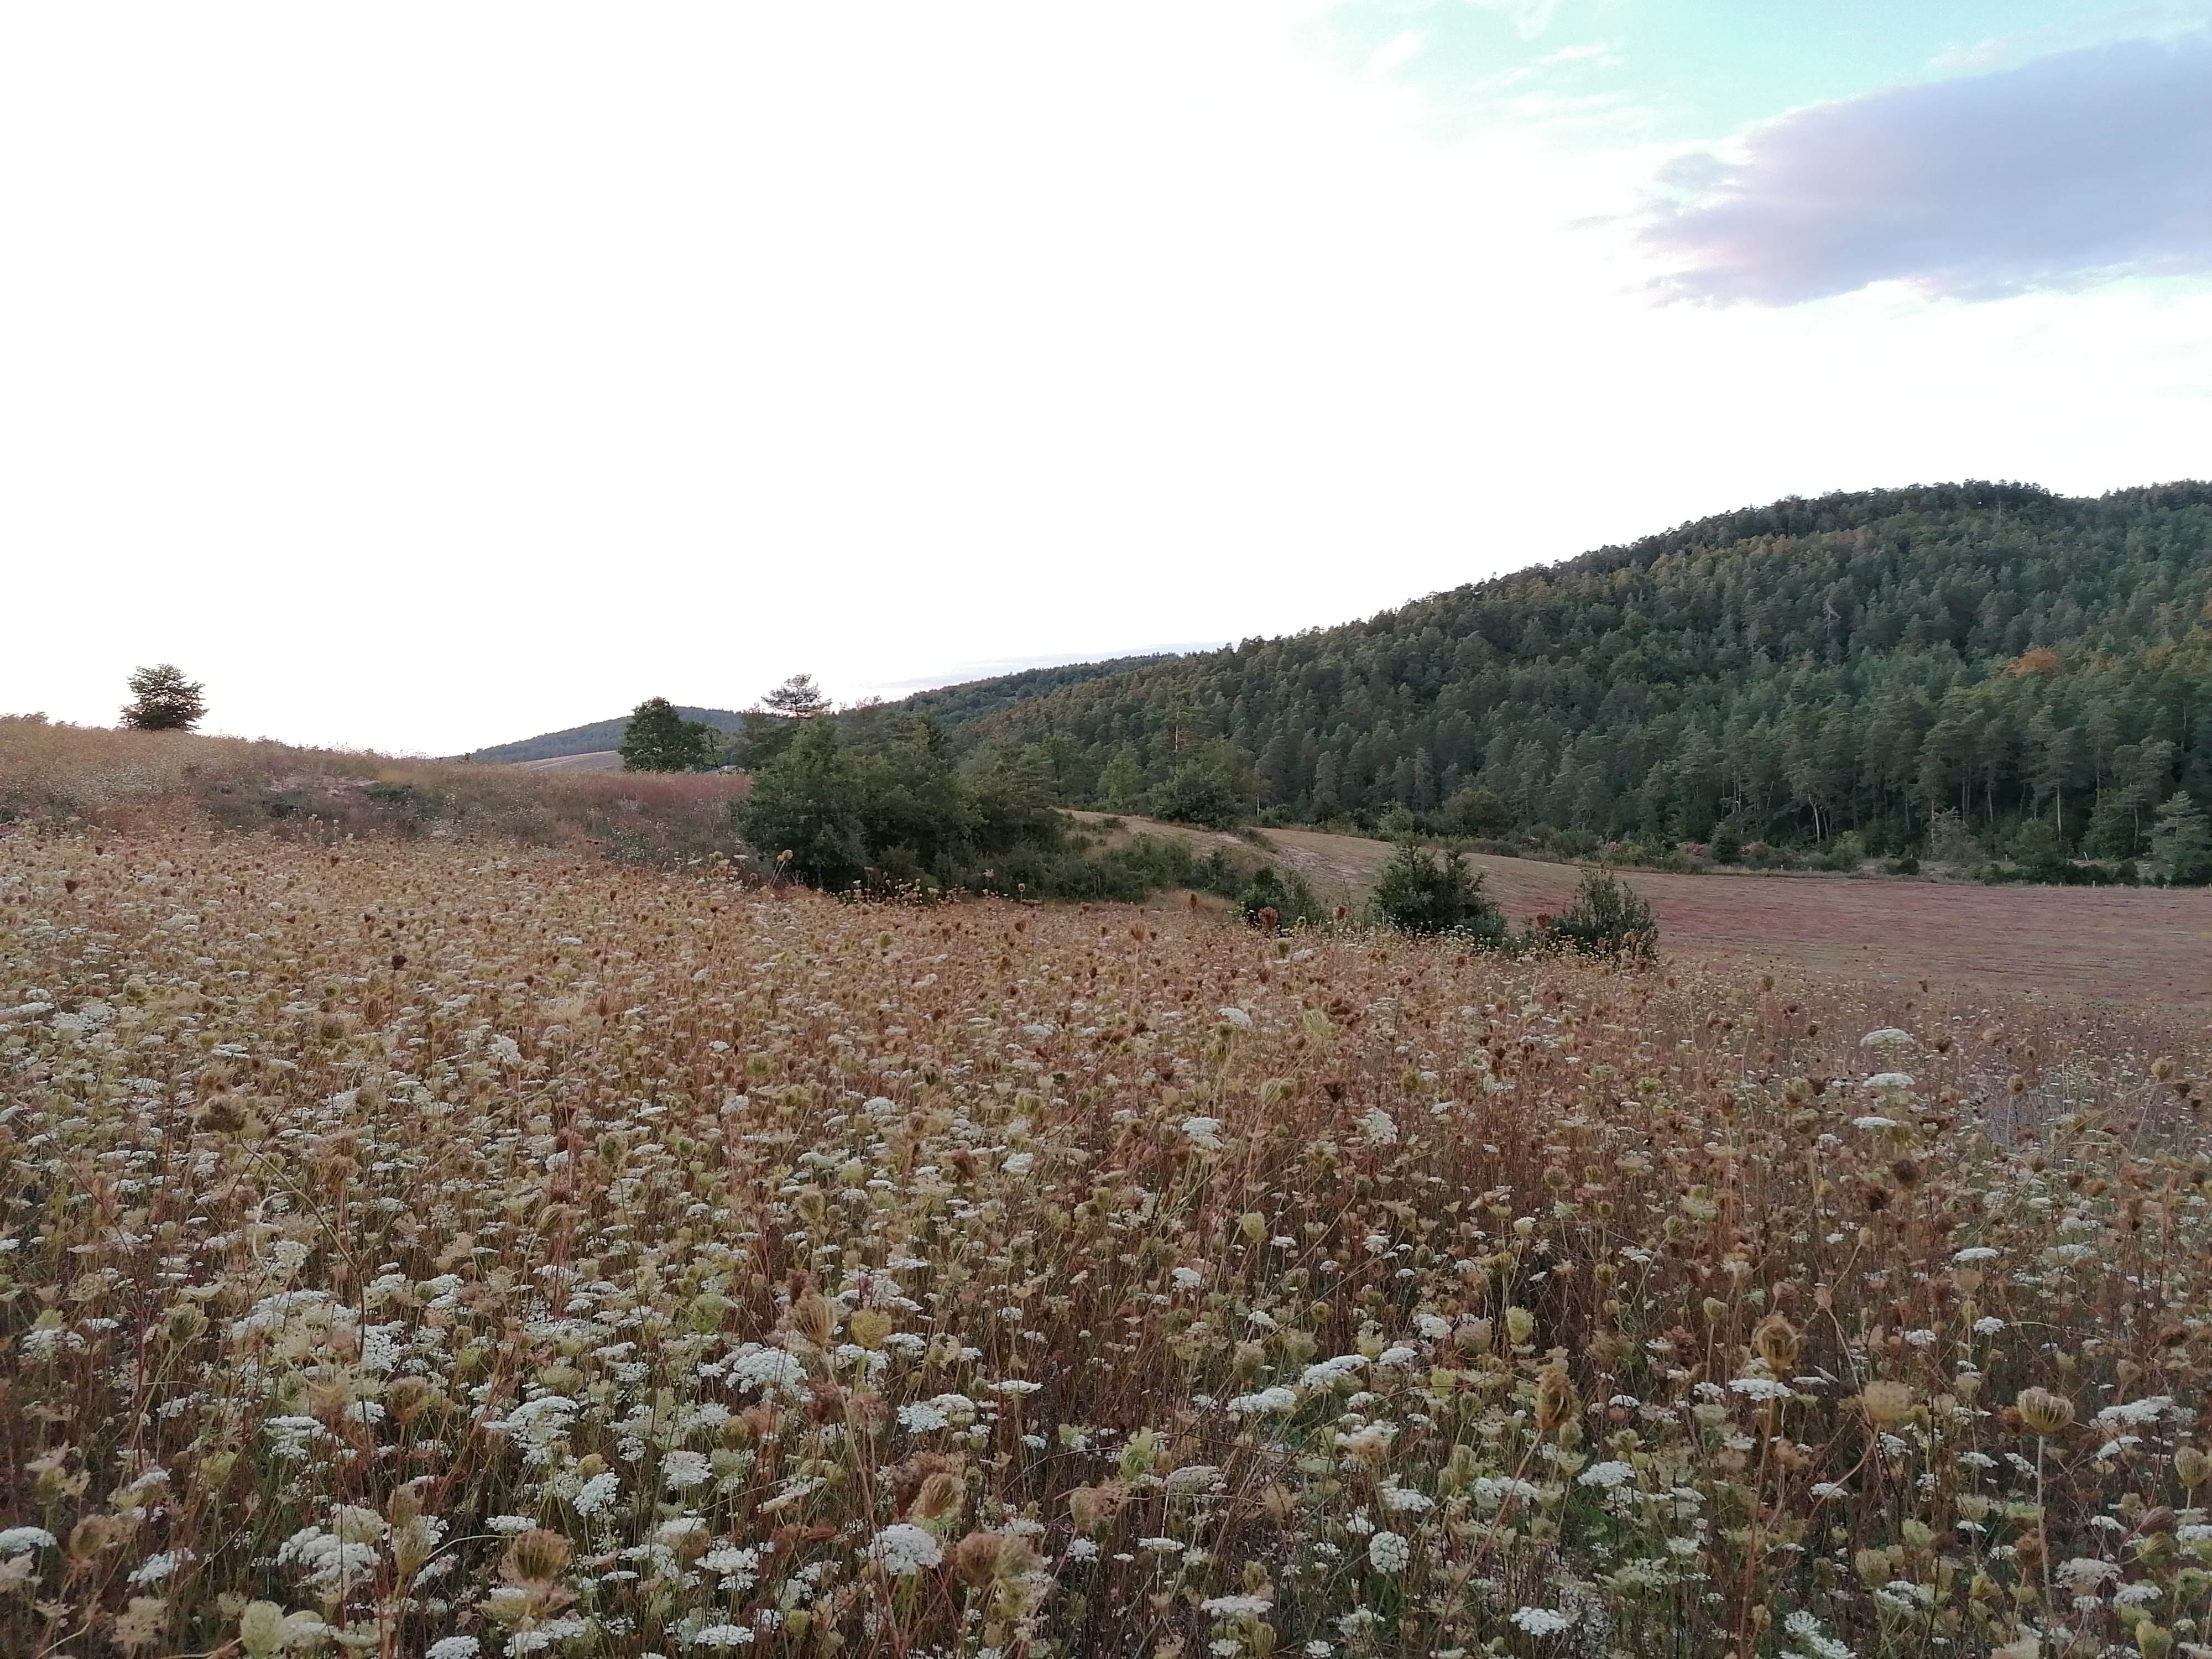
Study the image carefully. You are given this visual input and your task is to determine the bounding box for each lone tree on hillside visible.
[761,674,831,719]
[121,665,207,732]
[619,697,719,773]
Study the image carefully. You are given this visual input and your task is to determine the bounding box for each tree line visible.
[942,482,2212,881]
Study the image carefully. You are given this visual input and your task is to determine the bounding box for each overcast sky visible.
[5,3,2210,755]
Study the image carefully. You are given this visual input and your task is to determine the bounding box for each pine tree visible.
[619,698,718,773]
[120,665,207,732]
[761,674,832,718]
[2147,792,2209,884]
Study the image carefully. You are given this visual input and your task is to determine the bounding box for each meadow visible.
[2,729,2211,1659]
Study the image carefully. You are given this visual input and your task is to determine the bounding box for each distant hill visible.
[955,481,2212,863]
[465,707,745,764]
[466,654,1186,765]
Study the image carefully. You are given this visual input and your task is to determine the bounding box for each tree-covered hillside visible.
[960,482,2212,864]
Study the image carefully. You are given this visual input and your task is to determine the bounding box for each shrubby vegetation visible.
[1368,847,1657,959]
[733,708,1318,912]
[618,697,721,774]
[925,483,2212,880]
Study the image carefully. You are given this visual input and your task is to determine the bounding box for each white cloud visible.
[1643,32,2212,302]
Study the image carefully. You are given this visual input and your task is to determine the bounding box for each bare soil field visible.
[1093,817,2212,1015]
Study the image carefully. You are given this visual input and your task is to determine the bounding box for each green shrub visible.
[1540,866,1658,959]
[1368,842,1505,941]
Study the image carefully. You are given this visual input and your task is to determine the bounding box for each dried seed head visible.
[848,1308,894,1350]
[914,1470,964,1522]
[952,1531,1005,1587]
[2174,1445,2210,1488]
[792,1292,837,1347]
[1859,1380,1914,1427]
[2016,1387,2076,1436]
[504,1527,573,1583]
[1752,1313,1799,1373]
[1534,1365,1577,1436]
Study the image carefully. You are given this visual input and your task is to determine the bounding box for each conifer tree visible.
[121,665,207,732]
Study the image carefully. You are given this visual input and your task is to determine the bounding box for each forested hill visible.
[883,654,1185,729]
[957,481,2212,860]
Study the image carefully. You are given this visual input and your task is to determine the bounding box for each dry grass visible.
[0,719,748,867]
[3,811,2210,1659]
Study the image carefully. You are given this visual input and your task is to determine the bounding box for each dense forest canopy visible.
[943,481,2212,861]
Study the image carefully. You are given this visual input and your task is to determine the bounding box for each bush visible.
[619,697,721,773]
[1540,866,1658,959]
[1367,842,1506,941]
[732,718,868,887]
[1439,785,1512,837]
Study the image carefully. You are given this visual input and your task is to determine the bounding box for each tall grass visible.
[0,718,748,864]
[0,812,2206,1658]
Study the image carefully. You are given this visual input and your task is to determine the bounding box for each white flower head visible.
[1510,1607,1573,1636]
[1861,1073,1915,1092]
[1180,1117,1224,1152]
[1202,1593,1274,1618]
[1859,1027,1914,1048]
[1729,1377,1794,1401]
[572,1471,621,1515]
[661,1450,712,1491]
[1366,1530,1410,1573]
[869,1523,943,1576]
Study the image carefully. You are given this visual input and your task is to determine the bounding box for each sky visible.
[3,3,2209,755]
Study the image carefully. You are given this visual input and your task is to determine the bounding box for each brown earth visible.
[1083,815,2212,1015]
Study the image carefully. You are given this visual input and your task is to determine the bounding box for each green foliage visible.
[1439,785,1511,837]
[732,717,867,887]
[945,483,2212,878]
[1367,842,1506,941]
[121,664,207,732]
[732,713,1303,905]
[2147,791,2211,885]
[1149,740,1259,829]
[761,674,832,718]
[1539,866,1659,959]
[1233,862,1327,929]
[619,697,720,773]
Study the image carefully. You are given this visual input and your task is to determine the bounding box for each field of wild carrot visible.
[2,818,2210,1659]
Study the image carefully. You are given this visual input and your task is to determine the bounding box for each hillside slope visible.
[466,654,1186,764]
[966,481,2212,860]
[464,706,747,764]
